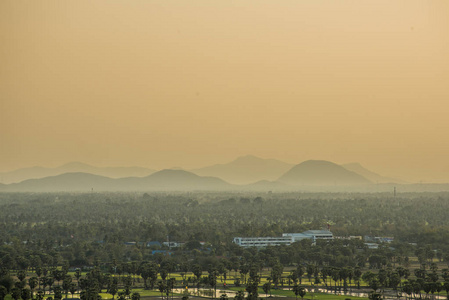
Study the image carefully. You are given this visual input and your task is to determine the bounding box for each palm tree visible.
[40,277,47,295]
[0,286,7,300]
[17,270,27,284]
[74,269,81,291]
[45,276,54,294]
[107,278,118,300]
[158,281,166,300]
[21,288,31,300]
[292,284,299,300]
[131,292,140,300]
[138,263,150,290]
[239,265,249,285]
[62,275,72,298]
[245,276,259,300]
[192,265,202,295]
[331,268,340,293]
[179,262,190,286]
[167,278,176,300]
[36,291,44,300]
[53,286,62,300]
[11,287,21,300]
[36,267,43,290]
[402,280,413,300]
[442,281,449,300]
[293,284,306,300]
[306,265,314,284]
[208,270,218,300]
[262,282,271,299]
[29,277,38,299]
[69,283,76,298]
[442,269,449,282]
[53,270,64,287]
[234,291,244,300]
[389,272,401,292]
[354,267,362,289]
[320,267,329,289]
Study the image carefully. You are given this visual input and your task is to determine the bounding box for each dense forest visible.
[1,192,449,300]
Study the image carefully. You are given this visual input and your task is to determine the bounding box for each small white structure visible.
[365,243,379,249]
[163,241,184,248]
[364,236,394,243]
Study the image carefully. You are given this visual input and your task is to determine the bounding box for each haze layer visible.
[1,1,448,182]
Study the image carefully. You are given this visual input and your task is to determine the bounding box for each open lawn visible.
[99,288,167,299]
[227,287,367,300]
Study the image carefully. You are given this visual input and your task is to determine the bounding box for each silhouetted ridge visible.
[191,155,293,184]
[140,169,229,188]
[278,160,371,186]
[342,162,405,184]
[0,162,155,184]
[0,170,231,192]
[147,169,202,180]
[1,172,115,192]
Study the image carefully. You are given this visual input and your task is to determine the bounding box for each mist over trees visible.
[1,192,449,261]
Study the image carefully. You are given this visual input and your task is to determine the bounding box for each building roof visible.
[147,241,162,247]
[302,230,333,235]
[283,233,309,238]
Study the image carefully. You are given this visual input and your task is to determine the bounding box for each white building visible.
[234,230,333,248]
[283,230,333,242]
[233,236,293,247]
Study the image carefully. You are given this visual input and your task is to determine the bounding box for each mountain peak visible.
[150,169,197,177]
[300,160,340,167]
[278,160,371,186]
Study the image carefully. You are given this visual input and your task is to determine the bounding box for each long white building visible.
[233,236,294,247]
[233,230,333,248]
[283,230,333,242]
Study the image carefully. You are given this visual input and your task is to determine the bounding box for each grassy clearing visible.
[227,287,366,300]
[99,289,165,299]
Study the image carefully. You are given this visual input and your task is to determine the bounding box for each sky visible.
[1,1,449,182]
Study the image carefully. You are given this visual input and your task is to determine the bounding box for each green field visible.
[227,286,367,300]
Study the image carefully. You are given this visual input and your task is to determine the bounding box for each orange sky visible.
[1,1,449,182]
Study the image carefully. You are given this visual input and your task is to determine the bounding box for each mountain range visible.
[0,169,230,192]
[0,156,413,192]
[0,162,155,184]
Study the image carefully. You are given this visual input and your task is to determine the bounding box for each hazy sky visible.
[1,1,449,182]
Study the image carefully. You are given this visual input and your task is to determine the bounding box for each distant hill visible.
[191,155,293,184]
[124,169,232,190]
[0,162,156,184]
[278,160,372,186]
[342,163,406,184]
[0,170,231,192]
[0,173,116,192]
